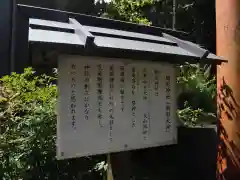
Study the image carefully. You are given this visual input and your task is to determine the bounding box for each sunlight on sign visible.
[57,56,177,159]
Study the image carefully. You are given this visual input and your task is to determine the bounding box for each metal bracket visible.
[163,33,210,60]
[69,18,95,47]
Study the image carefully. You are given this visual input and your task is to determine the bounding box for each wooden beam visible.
[0,0,14,76]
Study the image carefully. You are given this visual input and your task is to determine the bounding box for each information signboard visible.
[57,55,177,159]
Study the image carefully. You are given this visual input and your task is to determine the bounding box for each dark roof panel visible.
[18,4,189,38]
[84,26,176,45]
[29,28,85,45]
[30,18,74,30]
[23,5,226,64]
[93,36,196,57]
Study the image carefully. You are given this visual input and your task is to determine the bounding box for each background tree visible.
[102,0,216,51]
[175,0,216,52]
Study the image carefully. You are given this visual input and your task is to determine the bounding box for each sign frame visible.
[57,55,178,159]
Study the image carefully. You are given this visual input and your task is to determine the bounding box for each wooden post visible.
[107,154,114,180]
[216,0,240,178]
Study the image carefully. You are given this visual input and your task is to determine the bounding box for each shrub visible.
[177,63,216,127]
[0,68,104,180]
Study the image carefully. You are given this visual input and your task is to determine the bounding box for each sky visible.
[95,0,112,3]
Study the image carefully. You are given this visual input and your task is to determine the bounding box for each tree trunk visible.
[216,0,240,179]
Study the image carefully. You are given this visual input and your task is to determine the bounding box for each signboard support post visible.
[107,154,113,180]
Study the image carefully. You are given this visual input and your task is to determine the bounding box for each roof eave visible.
[29,41,225,65]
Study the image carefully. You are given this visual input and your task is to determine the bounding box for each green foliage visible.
[103,0,153,25]
[177,64,216,127]
[0,68,104,180]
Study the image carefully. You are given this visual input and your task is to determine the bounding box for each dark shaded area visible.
[132,145,177,180]
[143,0,216,53]
[177,127,217,180]
[17,0,96,15]
[110,127,217,180]
[177,0,216,53]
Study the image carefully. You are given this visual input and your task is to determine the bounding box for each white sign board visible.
[57,55,177,159]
